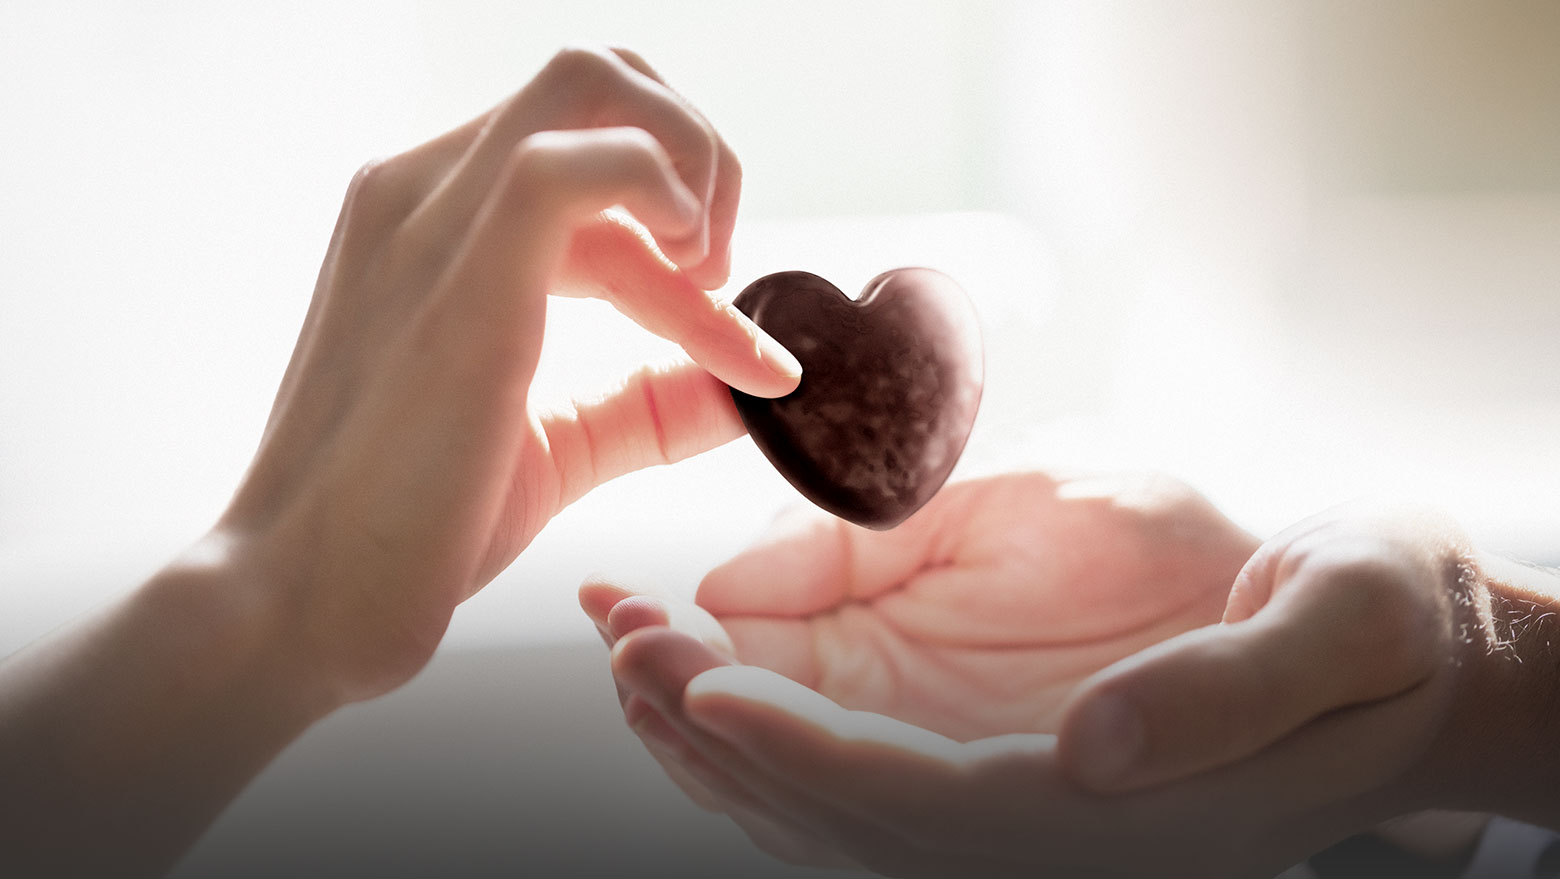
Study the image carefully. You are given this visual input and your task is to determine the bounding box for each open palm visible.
[684,471,1258,740]
[581,470,1275,873]
[582,471,1261,871]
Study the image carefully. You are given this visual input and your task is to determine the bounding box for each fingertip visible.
[695,554,767,615]
[611,626,733,707]
[684,663,753,703]
[754,331,803,394]
[683,664,826,728]
[609,625,669,677]
[682,665,757,733]
[607,594,670,639]
[696,506,838,617]
[579,578,635,627]
[725,371,801,401]
[714,312,802,399]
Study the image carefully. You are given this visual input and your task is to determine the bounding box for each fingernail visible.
[756,328,802,381]
[1070,694,1143,790]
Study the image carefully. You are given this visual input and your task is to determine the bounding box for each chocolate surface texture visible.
[730,268,983,530]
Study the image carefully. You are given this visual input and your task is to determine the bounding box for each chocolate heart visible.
[730,268,983,530]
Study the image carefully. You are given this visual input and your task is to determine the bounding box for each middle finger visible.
[406,46,719,267]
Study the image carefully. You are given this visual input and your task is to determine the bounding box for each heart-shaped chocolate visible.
[730,268,983,530]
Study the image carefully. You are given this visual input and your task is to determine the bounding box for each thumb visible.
[1058,554,1439,793]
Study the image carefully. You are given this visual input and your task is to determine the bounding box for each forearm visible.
[0,535,343,877]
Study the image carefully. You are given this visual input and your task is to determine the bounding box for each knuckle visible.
[1315,546,1419,616]
[615,125,665,162]
[500,134,563,204]
[506,132,552,174]
[344,156,410,220]
[1307,547,1439,676]
[346,158,386,199]
[500,129,668,213]
[724,149,744,187]
[1135,471,1213,520]
[542,44,618,94]
[692,116,719,157]
[606,44,649,70]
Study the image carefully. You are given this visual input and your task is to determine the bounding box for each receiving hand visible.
[587,474,1550,877]
[219,46,800,703]
[581,471,1314,875]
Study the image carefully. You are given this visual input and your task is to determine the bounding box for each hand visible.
[1057,502,1560,836]
[582,471,1323,876]
[3,46,806,878]
[1058,503,1483,794]
[220,45,800,702]
[593,471,1255,738]
[588,477,1560,878]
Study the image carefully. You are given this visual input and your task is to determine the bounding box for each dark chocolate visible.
[730,268,983,530]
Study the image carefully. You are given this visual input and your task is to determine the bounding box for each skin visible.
[0,46,799,878]
[588,472,1560,878]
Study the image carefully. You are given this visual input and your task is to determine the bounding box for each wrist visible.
[1435,551,1560,827]
[0,533,348,875]
[146,531,350,723]
[202,514,453,704]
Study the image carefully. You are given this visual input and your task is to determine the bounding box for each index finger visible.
[408,46,721,270]
[559,217,801,399]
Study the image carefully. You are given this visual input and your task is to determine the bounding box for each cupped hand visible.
[585,479,1524,877]
[582,471,1291,875]
[218,46,800,703]
[592,471,1255,738]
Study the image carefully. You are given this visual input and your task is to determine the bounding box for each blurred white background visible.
[3,0,1559,656]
